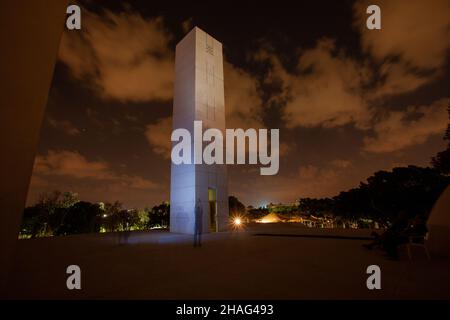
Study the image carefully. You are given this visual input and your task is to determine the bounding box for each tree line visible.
[20,191,169,238]
[232,166,449,225]
[298,166,449,224]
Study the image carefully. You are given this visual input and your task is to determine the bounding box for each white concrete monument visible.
[170,27,229,234]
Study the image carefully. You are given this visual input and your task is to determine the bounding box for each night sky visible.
[27,0,450,208]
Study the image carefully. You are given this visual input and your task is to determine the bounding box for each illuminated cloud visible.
[145,117,172,159]
[298,159,353,190]
[33,150,157,189]
[354,0,450,99]
[354,0,450,71]
[363,98,450,153]
[257,40,371,129]
[330,159,352,169]
[224,62,264,129]
[59,8,263,126]
[58,9,174,102]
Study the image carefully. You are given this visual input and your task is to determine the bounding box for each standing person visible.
[121,229,131,245]
[118,227,131,245]
[194,199,203,247]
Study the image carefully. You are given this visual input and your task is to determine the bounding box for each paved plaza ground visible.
[7,223,450,299]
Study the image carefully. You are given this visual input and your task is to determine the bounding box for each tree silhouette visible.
[298,166,449,223]
[228,196,246,216]
[432,103,450,174]
[148,202,170,228]
[54,201,101,235]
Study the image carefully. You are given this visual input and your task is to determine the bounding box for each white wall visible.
[170,27,229,234]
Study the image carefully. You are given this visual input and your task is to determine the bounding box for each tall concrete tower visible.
[170,27,229,234]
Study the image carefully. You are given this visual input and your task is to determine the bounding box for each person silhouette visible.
[194,198,203,247]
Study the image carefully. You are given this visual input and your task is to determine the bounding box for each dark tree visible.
[20,190,80,237]
[432,103,450,174]
[332,166,449,223]
[246,207,268,219]
[298,197,334,216]
[117,209,141,231]
[21,205,47,238]
[297,166,449,225]
[54,201,102,235]
[59,191,79,208]
[102,201,123,232]
[370,166,448,219]
[228,196,246,217]
[148,202,170,228]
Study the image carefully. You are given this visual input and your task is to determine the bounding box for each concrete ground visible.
[7,223,450,299]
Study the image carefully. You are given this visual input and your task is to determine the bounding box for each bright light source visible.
[102,214,107,218]
[230,215,245,230]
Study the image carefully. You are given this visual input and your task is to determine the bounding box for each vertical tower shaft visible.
[170,27,228,234]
